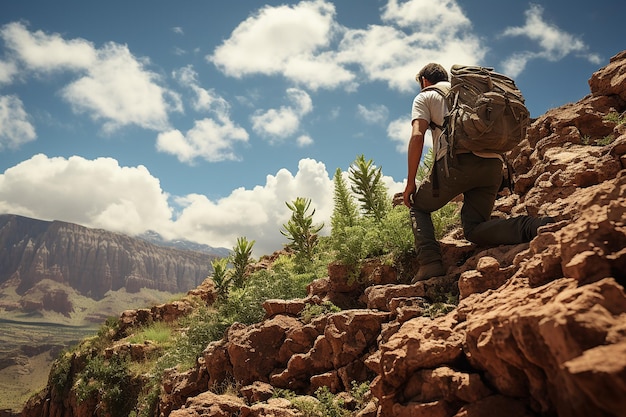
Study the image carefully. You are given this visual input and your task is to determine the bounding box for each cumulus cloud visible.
[0,154,172,234]
[1,22,96,71]
[171,158,335,255]
[337,17,483,92]
[156,117,249,164]
[157,66,249,163]
[62,43,176,132]
[0,95,36,149]
[208,0,354,91]
[0,22,179,134]
[0,155,341,257]
[251,88,313,142]
[500,4,603,77]
[387,116,434,154]
[208,0,485,94]
[381,0,471,32]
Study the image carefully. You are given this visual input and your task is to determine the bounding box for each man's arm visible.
[403,118,429,208]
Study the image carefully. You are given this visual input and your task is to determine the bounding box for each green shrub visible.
[167,306,226,371]
[349,381,371,412]
[218,264,312,325]
[432,201,461,240]
[329,151,460,273]
[281,380,371,417]
[604,111,625,125]
[300,301,341,324]
[127,321,172,345]
[596,134,615,146]
[76,354,136,417]
[49,351,73,396]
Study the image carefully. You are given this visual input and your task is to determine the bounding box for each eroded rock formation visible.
[0,215,214,303]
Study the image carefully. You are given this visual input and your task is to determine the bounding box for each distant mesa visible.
[0,214,225,304]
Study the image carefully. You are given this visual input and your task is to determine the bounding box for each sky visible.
[0,0,622,257]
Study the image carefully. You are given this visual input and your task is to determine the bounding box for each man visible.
[403,63,553,283]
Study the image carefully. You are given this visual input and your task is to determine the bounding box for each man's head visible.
[416,63,449,88]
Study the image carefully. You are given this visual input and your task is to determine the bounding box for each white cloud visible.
[1,22,96,71]
[1,22,180,133]
[251,88,313,142]
[172,158,334,255]
[208,0,485,94]
[156,116,249,164]
[0,154,406,257]
[160,66,249,163]
[337,21,484,93]
[297,134,314,147]
[208,0,354,91]
[0,95,36,150]
[500,4,602,77]
[61,42,178,132]
[0,59,17,84]
[173,65,230,114]
[381,0,471,33]
[387,116,433,153]
[0,154,172,234]
[357,103,389,125]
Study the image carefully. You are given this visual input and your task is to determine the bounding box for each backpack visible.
[429,65,530,155]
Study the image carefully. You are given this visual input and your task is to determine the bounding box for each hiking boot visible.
[412,260,445,283]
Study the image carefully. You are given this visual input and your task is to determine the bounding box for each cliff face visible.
[0,215,214,302]
[21,51,626,417]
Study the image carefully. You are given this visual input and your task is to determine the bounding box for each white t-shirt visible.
[411,81,450,161]
[411,81,501,161]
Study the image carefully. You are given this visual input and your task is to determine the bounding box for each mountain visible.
[137,230,231,257]
[0,214,224,413]
[19,51,626,417]
[0,214,217,303]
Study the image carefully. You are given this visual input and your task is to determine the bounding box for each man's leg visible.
[460,156,554,245]
[465,215,554,245]
[410,159,466,280]
[409,208,440,265]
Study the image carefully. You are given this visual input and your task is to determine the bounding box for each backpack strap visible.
[420,84,451,198]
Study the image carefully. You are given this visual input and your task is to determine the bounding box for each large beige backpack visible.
[431,65,530,155]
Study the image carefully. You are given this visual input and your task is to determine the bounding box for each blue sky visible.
[0,0,621,256]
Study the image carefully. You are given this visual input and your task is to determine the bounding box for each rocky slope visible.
[22,51,626,417]
[0,214,215,307]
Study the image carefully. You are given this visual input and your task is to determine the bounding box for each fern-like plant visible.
[416,147,434,182]
[210,257,231,299]
[281,197,324,263]
[331,167,359,235]
[348,155,390,222]
[230,237,255,289]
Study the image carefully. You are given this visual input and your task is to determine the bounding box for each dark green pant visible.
[410,153,548,265]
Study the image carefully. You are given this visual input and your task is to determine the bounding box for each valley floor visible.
[0,321,99,414]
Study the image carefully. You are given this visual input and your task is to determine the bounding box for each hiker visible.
[402,63,554,283]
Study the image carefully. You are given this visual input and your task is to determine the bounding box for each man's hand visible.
[403,183,416,208]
